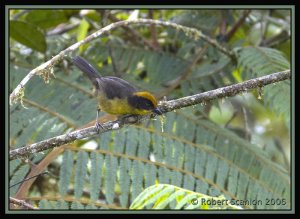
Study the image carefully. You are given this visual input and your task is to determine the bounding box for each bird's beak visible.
[152,107,163,115]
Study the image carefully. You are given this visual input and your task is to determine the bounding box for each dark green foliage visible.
[9,9,290,210]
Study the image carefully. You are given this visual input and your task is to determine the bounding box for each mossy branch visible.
[10,18,233,105]
[9,70,290,160]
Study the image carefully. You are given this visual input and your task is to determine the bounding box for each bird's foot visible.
[95,122,104,132]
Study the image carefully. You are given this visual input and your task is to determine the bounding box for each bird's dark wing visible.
[99,76,137,99]
[73,56,137,99]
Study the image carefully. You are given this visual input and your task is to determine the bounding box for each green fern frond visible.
[235,46,290,128]
[130,184,242,210]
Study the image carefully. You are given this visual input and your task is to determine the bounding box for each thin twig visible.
[14,147,66,199]
[11,10,30,20]
[148,10,160,51]
[9,171,49,188]
[260,10,271,46]
[157,44,209,99]
[9,70,290,160]
[223,10,252,42]
[107,13,157,50]
[260,30,290,47]
[46,23,80,36]
[10,197,38,210]
[10,18,234,105]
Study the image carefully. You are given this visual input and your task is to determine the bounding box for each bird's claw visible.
[95,122,104,132]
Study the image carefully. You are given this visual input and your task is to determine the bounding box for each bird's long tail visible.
[72,56,102,88]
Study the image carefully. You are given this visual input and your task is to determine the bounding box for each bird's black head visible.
[128,92,162,115]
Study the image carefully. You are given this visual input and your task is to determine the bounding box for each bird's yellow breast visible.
[97,95,150,115]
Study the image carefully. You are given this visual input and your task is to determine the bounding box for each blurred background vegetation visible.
[9,9,291,210]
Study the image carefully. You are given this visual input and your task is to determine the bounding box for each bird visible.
[72,56,162,130]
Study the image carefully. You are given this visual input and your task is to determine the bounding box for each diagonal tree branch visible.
[9,70,290,160]
[10,197,38,210]
[10,18,234,105]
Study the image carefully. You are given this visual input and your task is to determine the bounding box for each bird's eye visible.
[143,101,152,109]
[147,102,153,107]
